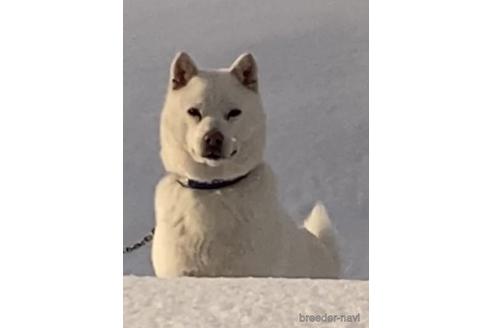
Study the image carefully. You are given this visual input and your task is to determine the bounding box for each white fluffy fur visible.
[152,52,340,278]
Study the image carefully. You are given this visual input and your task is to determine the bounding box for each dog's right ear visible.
[170,52,198,90]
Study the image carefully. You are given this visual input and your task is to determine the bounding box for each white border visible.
[370,1,492,327]
[0,1,122,327]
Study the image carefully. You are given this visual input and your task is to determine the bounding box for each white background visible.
[1,1,491,328]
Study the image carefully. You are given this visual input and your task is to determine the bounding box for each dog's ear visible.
[170,52,198,90]
[229,53,258,92]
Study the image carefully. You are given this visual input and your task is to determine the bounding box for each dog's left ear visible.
[229,53,258,92]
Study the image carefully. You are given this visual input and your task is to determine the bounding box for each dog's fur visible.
[151,52,340,278]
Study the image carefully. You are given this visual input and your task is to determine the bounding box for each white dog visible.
[152,52,340,278]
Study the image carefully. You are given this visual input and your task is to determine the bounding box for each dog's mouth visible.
[191,147,238,167]
[189,136,239,167]
[202,148,223,160]
[202,149,238,160]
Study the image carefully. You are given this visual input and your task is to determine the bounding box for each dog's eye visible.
[226,109,242,121]
[187,108,202,121]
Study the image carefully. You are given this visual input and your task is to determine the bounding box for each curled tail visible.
[304,202,340,276]
[304,202,336,246]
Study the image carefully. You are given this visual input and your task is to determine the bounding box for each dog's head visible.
[160,52,266,181]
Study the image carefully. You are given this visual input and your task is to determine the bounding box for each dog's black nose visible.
[204,129,224,148]
[202,129,224,159]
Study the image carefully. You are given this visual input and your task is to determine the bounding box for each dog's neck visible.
[177,172,250,190]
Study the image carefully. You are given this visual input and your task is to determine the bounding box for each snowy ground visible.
[124,276,368,328]
[124,0,368,279]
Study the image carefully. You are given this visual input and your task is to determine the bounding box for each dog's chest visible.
[154,181,272,276]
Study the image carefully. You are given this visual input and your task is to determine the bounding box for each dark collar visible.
[177,173,249,190]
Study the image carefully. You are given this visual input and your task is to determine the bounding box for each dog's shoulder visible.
[154,174,189,223]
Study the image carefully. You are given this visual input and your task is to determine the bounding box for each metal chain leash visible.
[123,227,155,254]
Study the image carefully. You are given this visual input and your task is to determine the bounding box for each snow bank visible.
[124,276,368,328]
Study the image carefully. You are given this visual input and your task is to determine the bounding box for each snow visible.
[124,276,368,328]
[124,0,368,279]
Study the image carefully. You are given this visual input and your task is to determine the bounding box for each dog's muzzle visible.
[202,129,224,160]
